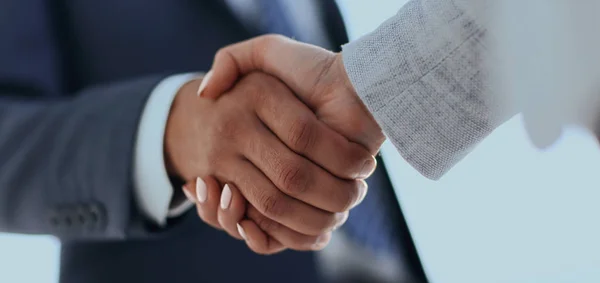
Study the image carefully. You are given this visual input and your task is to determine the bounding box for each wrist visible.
[134,73,203,224]
[164,77,204,179]
[332,53,357,99]
[333,53,384,145]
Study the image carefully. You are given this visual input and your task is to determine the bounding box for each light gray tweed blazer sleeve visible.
[342,0,513,180]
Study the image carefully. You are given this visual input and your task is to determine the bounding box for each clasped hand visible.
[166,35,385,254]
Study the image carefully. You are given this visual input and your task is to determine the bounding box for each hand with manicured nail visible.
[182,177,333,254]
[165,72,366,254]
[187,35,386,254]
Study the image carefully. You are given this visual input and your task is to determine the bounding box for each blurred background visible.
[2,0,600,282]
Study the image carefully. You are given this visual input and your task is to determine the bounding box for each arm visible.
[341,0,514,179]
[133,73,201,225]
[0,1,370,247]
[198,0,515,180]
[165,73,372,254]
[0,77,163,239]
[0,0,167,239]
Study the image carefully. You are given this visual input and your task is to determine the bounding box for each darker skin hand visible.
[164,72,374,253]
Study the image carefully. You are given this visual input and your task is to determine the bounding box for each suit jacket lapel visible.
[317,0,350,51]
[210,0,350,50]
[203,0,259,38]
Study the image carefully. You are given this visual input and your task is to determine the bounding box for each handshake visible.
[165,35,385,254]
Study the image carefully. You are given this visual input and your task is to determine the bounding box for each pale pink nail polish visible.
[196,177,207,203]
[197,70,213,96]
[220,184,232,210]
[182,186,196,202]
[237,223,247,240]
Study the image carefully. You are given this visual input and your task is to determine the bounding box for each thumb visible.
[197,44,247,99]
[198,35,273,99]
[198,34,335,104]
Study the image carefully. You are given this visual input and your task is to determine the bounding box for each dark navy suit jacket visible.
[0,1,349,282]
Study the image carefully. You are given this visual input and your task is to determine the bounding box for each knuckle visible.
[260,194,287,219]
[255,215,280,233]
[236,73,272,101]
[214,48,228,61]
[213,115,242,140]
[204,148,223,168]
[278,163,310,196]
[287,116,316,153]
[261,34,288,45]
[252,35,288,68]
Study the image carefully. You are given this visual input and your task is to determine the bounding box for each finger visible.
[198,36,260,99]
[244,123,368,213]
[202,36,383,154]
[239,73,376,179]
[217,183,246,240]
[246,206,331,251]
[184,176,223,230]
[237,219,286,255]
[199,35,332,100]
[224,159,346,236]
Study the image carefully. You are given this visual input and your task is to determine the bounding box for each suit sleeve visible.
[0,0,167,239]
[341,0,516,180]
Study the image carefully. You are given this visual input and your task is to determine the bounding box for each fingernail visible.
[237,223,247,240]
[197,70,213,96]
[358,156,377,178]
[196,177,207,203]
[334,212,349,230]
[354,180,368,207]
[220,184,232,210]
[182,185,196,202]
[312,234,330,250]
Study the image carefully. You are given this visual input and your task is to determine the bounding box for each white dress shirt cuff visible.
[133,73,200,226]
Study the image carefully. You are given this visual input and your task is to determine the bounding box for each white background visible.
[2,1,600,282]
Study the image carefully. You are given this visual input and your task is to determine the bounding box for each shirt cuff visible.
[133,73,200,226]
